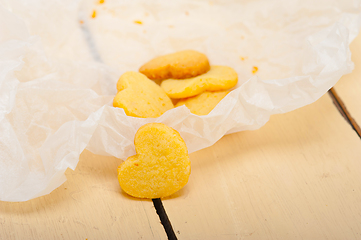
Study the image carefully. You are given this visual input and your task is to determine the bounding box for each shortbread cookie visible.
[176,91,229,115]
[113,71,174,118]
[139,50,210,80]
[117,123,191,199]
[161,65,238,99]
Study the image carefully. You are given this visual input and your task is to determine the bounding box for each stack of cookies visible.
[113,50,238,117]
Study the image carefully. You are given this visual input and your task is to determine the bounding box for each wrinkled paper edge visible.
[1,4,360,201]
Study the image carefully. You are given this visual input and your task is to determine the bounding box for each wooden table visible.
[1,33,361,240]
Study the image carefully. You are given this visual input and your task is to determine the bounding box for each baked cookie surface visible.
[161,65,238,99]
[117,123,191,199]
[139,50,210,80]
[176,91,229,115]
[113,71,174,118]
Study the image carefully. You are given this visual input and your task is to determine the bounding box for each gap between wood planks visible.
[152,198,178,240]
[328,87,361,138]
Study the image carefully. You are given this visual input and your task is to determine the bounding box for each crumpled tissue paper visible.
[0,0,360,201]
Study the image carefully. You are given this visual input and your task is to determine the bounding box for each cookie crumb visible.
[91,10,96,18]
[252,66,258,74]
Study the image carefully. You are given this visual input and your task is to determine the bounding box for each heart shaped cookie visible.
[161,65,238,99]
[139,50,210,80]
[113,71,174,118]
[117,123,191,199]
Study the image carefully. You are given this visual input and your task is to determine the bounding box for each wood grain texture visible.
[0,151,166,240]
[1,27,361,240]
[334,32,361,129]
[162,94,361,240]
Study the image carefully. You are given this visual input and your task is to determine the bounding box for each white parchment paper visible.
[0,0,360,201]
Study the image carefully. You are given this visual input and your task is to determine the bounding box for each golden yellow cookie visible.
[139,50,210,80]
[161,65,238,99]
[176,91,229,115]
[117,123,191,199]
[113,71,174,118]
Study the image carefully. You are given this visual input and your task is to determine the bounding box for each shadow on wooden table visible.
[0,150,124,213]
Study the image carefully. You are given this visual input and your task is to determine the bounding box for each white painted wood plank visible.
[163,94,361,240]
